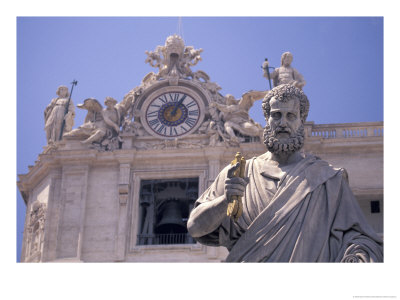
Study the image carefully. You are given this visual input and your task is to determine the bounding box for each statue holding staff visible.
[270,52,306,89]
[44,83,76,144]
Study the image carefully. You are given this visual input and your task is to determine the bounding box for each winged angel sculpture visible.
[64,97,127,151]
[210,90,267,143]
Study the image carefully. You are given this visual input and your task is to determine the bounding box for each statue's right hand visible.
[225,163,248,200]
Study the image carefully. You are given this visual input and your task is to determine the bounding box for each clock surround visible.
[140,85,206,139]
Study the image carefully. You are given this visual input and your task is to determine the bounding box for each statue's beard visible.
[263,124,305,155]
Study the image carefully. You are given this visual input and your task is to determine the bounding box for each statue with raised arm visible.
[211,90,267,143]
[270,52,306,89]
[187,84,383,262]
[44,85,75,144]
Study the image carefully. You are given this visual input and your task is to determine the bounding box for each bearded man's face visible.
[263,96,305,154]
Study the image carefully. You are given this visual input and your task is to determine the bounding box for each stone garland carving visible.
[25,202,47,260]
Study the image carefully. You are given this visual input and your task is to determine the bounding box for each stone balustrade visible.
[304,121,383,139]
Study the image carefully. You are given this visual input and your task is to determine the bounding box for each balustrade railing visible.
[306,122,383,139]
[137,233,196,245]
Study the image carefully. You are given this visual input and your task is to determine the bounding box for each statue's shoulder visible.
[245,152,269,170]
[49,97,59,104]
[303,153,348,181]
[252,152,269,162]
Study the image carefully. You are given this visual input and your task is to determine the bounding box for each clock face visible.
[144,91,201,138]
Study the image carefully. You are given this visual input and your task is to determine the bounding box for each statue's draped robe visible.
[44,97,75,142]
[193,153,383,262]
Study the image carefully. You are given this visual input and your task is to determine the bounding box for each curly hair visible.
[262,84,310,122]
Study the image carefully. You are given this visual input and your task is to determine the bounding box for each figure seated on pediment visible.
[64,97,123,146]
[210,91,266,143]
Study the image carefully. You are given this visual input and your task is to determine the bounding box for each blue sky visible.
[16,17,384,262]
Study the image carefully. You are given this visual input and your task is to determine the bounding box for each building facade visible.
[17,36,383,262]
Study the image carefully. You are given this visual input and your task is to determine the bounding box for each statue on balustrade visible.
[270,52,306,90]
[187,84,383,262]
[44,85,75,144]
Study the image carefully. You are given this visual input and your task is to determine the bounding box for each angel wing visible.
[77,98,103,112]
[238,90,268,111]
[77,98,103,124]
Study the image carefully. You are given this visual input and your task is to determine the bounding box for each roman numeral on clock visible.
[158,95,168,104]
[169,93,180,102]
[147,111,158,118]
[185,117,196,127]
[186,101,197,108]
[170,127,178,136]
[157,125,166,135]
[149,118,160,127]
[188,109,199,116]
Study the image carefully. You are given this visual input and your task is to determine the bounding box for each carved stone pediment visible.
[46,35,266,152]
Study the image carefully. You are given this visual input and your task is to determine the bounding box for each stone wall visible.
[18,121,383,262]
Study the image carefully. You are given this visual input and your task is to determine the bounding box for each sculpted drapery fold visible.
[192,153,383,262]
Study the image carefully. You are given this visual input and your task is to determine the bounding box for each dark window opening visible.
[137,178,198,245]
[370,200,380,214]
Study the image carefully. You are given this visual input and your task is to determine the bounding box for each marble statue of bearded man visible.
[187,84,383,262]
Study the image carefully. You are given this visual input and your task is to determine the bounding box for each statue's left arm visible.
[293,68,306,89]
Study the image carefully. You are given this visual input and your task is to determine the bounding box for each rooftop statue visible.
[187,84,383,262]
[63,98,105,144]
[44,85,75,144]
[270,52,306,90]
[144,34,204,82]
[210,91,267,143]
[64,97,125,151]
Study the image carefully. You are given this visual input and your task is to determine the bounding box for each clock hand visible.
[171,95,187,116]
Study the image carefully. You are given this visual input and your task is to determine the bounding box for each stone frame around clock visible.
[139,84,207,139]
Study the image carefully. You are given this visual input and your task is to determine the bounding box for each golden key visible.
[227,152,246,221]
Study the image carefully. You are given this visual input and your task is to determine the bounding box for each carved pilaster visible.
[25,202,47,262]
[115,163,131,261]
